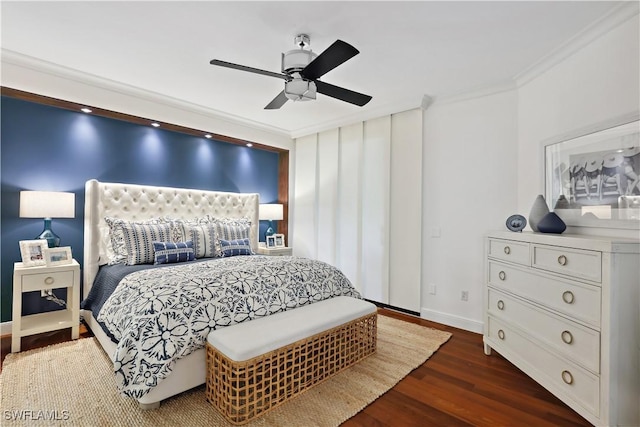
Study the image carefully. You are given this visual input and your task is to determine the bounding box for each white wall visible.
[517,11,639,238]
[421,89,518,332]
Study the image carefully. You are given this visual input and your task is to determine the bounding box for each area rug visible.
[1,315,451,426]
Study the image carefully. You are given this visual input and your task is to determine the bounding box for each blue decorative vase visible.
[528,194,549,232]
[537,212,566,234]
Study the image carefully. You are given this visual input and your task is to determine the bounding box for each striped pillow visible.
[105,217,166,265]
[184,223,218,258]
[153,241,195,265]
[214,219,252,257]
[121,222,172,265]
[219,238,253,257]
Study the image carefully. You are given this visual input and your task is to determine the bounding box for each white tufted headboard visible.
[83,179,259,297]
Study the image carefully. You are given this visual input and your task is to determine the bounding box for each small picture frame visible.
[274,234,285,247]
[45,246,73,266]
[19,239,48,267]
[266,235,276,248]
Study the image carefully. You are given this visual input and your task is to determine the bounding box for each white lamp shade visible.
[20,191,75,218]
[259,203,283,221]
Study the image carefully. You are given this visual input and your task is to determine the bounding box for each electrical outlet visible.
[41,289,52,298]
[428,284,436,295]
[461,290,469,301]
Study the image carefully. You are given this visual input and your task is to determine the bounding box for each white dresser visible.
[484,231,639,427]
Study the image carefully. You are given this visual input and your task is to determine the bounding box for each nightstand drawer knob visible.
[561,330,574,345]
[557,255,567,266]
[562,291,575,304]
[497,300,505,310]
[44,276,55,285]
[498,271,506,281]
[503,246,511,255]
[561,370,574,385]
[497,329,505,340]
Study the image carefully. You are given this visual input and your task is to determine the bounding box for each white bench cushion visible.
[207,296,377,362]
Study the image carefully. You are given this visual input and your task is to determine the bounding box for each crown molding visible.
[289,95,425,139]
[1,49,292,139]
[514,2,639,87]
[430,80,517,107]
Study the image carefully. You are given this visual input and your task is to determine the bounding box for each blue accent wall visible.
[1,96,280,322]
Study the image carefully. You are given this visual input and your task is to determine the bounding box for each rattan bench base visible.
[205,312,377,425]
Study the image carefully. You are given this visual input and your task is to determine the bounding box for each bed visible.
[80,179,362,409]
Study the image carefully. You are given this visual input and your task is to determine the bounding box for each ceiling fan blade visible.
[265,90,289,110]
[209,59,287,80]
[301,40,359,80]
[315,81,372,106]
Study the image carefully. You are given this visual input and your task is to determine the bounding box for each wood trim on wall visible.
[1,86,290,236]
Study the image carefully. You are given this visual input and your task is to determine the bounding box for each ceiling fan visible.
[209,34,372,110]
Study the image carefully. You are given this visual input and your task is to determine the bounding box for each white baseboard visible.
[1,321,12,336]
[420,308,483,334]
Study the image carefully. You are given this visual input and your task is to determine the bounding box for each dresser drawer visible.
[532,244,601,283]
[21,270,75,292]
[488,261,601,327]
[488,289,600,373]
[488,238,529,266]
[487,317,600,416]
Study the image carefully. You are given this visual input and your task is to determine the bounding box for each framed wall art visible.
[544,117,640,229]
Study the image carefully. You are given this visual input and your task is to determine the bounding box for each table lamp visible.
[20,191,75,247]
[259,203,283,239]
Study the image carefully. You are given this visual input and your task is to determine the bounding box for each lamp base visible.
[37,218,60,248]
[265,220,275,238]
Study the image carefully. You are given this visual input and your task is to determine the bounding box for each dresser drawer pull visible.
[497,329,505,340]
[498,271,506,281]
[557,255,567,266]
[497,300,505,310]
[562,291,575,304]
[561,330,574,345]
[561,370,574,385]
[44,277,55,286]
[503,246,511,255]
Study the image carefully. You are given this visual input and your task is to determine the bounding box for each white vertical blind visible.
[316,129,339,265]
[293,109,422,312]
[337,122,364,292]
[292,134,318,259]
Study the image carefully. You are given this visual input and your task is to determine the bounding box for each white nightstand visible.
[257,247,293,256]
[12,259,80,353]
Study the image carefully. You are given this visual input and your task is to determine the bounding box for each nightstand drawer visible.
[488,239,529,266]
[22,270,75,292]
[532,244,601,283]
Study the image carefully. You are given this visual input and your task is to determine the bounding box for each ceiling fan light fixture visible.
[285,79,316,102]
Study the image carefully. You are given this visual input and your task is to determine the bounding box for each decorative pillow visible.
[153,241,195,265]
[104,217,165,265]
[120,222,173,265]
[219,238,253,257]
[184,223,218,258]
[214,218,252,257]
[169,217,211,243]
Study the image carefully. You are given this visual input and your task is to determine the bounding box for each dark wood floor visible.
[1,309,591,426]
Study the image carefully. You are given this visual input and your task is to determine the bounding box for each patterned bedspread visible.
[97,255,361,398]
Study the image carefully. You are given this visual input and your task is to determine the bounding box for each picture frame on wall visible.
[274,234,285,247]
[19,239,48,267]
[45,246,73,266]
[266,236,276,248]
[544,117,640,230]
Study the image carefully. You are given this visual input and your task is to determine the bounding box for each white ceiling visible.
[1,1,622,136]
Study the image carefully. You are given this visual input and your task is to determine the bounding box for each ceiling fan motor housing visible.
[282,49,317,73]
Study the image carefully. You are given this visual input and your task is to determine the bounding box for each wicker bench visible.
[205,296,377,425]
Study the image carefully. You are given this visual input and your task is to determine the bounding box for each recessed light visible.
[205,134,212,139]
[81,107,92,113]
[151,122,160,128]
[246,143,253,147]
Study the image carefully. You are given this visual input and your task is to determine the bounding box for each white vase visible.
[529,194,549,232]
